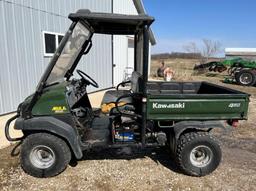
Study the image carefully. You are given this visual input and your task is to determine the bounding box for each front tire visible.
[176,132,221,176]
[20,133,71,178]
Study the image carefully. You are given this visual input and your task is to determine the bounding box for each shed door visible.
[124,38,135,82]
[127,38,134,69]
[113,36,134,86]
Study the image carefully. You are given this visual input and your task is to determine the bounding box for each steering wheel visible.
[77,69,99,88]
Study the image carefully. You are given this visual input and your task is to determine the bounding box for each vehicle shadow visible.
[75,146,182,174]
[10,142,182,174]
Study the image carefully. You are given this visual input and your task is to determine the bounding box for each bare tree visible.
[183,42,200,55]
[201,39,222,62]
[183,39,222,63]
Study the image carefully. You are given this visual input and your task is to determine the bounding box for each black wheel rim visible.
[239,73,253,85]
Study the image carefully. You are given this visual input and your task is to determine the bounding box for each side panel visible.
[32,83,69,115]
[147,96,249,120]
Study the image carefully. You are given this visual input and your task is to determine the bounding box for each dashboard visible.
[66,79,92,109]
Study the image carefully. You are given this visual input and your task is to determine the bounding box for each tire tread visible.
[176,131,221,176]
[20,133,71,178]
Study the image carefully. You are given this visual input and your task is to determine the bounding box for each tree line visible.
[152,39,223,62]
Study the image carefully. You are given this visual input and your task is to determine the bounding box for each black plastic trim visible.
[172,121,225,140]
[15,117,83,159]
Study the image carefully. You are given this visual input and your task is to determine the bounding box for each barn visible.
[0,0,156,114]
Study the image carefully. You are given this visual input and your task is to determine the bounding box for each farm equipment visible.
[194,58,256,86]
[5,10,250,178]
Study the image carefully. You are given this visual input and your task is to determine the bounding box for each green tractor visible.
[5,10,249,178]
[194,58,256,86]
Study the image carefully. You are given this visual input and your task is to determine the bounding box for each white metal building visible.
[0,0,156,114]
[225,48,256,60]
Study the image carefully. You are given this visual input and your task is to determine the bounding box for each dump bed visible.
[146,81,250,121]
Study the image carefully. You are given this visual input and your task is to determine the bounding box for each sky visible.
[143,0,256,55]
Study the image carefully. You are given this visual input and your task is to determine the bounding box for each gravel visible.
[0,129,255,191]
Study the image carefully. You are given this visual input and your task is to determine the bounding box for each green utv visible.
[5,10,250,178]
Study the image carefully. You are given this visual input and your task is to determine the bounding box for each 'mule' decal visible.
[52,106,67,113]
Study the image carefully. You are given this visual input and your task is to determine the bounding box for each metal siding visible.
[113,0,138,85]
[0,0,112,114]
[1,2,18,111]
[77,34,112,92]
[0,1,11,112]
[0,2,3,113]
[113,0,138,15]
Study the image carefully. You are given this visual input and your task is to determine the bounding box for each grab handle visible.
[5,114,23,142]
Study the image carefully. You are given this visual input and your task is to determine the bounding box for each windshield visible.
[46,22,91,85]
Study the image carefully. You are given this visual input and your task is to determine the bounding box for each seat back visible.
[131,71,143,93]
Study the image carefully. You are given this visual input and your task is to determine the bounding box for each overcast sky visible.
[143,0,256,54]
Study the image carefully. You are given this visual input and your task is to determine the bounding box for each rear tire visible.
[176,132,221,176]
[20,133,71,178]
[235,69,256,86]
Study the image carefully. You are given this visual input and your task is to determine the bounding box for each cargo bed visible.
[146,81,250,121]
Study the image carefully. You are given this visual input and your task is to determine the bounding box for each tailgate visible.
[147,95,250,120]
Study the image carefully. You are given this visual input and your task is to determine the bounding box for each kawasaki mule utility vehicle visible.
[6,10,250,178]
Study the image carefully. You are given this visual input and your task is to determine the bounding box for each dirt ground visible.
[0,130,255,191]
[0,58,256,191]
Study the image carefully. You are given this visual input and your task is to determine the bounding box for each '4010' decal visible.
[228,103,241,108]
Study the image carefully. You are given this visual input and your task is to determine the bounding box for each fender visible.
[15,116,83,159]
[173,120,225,140]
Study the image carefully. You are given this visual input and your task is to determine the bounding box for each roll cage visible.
[25,9,154,120]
